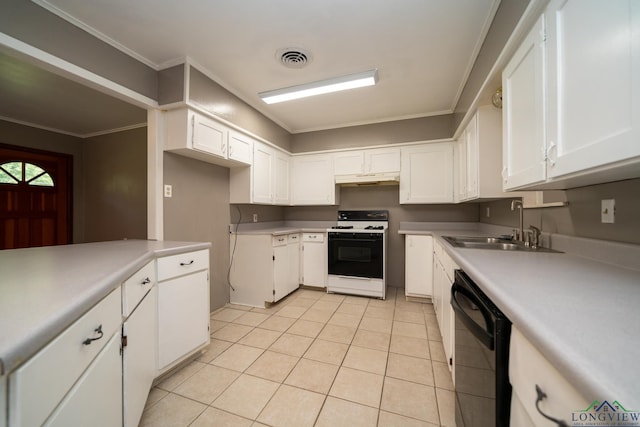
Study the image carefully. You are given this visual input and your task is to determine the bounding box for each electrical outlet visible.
[253,213,258,223]
[601,199,615,223]
[486,207,491,218]
[164,184,172,198]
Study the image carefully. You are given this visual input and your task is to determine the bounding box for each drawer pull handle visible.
[82,325,104,346]
[535,384,569,427]
[180,260,194,266]
[141,277,151,285]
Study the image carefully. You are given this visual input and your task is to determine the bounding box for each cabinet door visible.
[157,270,210,370]
[252,143,273,204]
[272,244,289,301]
[333,151,364,175]
[405,235,433,297]
[365,148,401,173]
[291,154,335,205]
[228,130,253,165]
[464,114,479,199]
[502,15,546,190]
[400,143,454,203]
[273,150,290,205]
[454,133,467,202]
[123,286,157,427]
[192,112,227,158]
[44,332,122,427]
[287,237,301,294]
[301,235,327,288]
[545,0,640,179]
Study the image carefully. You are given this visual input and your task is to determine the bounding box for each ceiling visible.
[1,0,500,136]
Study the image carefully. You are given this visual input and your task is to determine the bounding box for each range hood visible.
[335,172,400,186]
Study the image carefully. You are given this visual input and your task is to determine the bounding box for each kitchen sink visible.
[442,236,562,253]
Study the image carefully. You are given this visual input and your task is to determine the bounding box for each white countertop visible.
[399,224,640,407]
[0,240,210,375]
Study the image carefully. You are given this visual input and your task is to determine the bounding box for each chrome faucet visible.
[527,225,541,248]
[510,199,524,241]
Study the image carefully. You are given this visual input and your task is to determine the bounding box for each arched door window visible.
[0,161,55,187]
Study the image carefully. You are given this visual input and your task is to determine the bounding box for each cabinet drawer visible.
[157,249,209,281]
[509,327,589,426]
[9,287,121,427]
[272,235,288,247]
[303,233,325,243]
[122,260,156,317]
[287,233,300,243]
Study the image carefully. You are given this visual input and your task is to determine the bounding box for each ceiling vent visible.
[277,48,312,69]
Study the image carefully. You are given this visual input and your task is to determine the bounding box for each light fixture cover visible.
[259,69,378,104]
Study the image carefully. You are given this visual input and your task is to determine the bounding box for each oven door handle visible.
[336,275,371,281]
[451,282,495,350]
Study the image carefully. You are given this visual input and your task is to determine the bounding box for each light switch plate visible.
[601,199,615,223]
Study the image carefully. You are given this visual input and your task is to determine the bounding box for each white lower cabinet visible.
[9,287,122,427]
[230,233,300,307]
[433,239,456,375]
[44,332,123,427]
[509,326,589,426]
[123,286,157,427]
[404,235,433,298]
[157,250,210,375]
[301,233,327,288]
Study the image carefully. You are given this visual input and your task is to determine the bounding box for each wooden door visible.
[0,144,72,249]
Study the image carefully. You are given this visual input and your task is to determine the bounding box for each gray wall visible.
[188,67,291,151]
[0,0,158,100]
[480,179,640,244]
[452,0,531,130]
[83,127,147,242]
[290,115,454,153]
[0,119,86,242]
[163,153,231,311]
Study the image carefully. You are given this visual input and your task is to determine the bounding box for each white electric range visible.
[326,210,388,299]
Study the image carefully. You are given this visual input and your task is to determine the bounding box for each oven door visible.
[327,232,383,279]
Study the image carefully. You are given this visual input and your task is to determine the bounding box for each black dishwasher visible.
[451,270,512,427]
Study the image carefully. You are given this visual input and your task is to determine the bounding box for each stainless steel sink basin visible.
[442,236,561,253]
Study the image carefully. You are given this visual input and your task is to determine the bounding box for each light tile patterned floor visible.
[140,287,455,427]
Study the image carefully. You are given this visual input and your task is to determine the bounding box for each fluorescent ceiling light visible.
[259,69,378,104]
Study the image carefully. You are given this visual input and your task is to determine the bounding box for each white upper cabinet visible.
[545,0,640,180]
[333,147,400,176]
[333,151,364,175]
[457,105,507,200]
[273,150,290,205]
[400,143,454,204]
[252,143,274,204]
[502,15,546,190]
[165,108,253,167]
[230,141,290,205]
[228,130,253,165]
[365,147,401,174]
[291,154,336,205]
[503,1,640,190]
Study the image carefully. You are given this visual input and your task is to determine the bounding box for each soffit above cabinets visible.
[31,0,501,134]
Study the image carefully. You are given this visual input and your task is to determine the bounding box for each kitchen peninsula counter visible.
[0,240,210,376]
[399,222,640,408]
